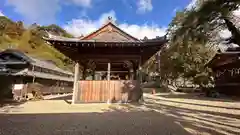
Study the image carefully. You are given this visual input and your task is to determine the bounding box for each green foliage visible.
[144,1,240,87]
[0,16,14,33]
[160,0,240,88]
[0,16,74,71]
[0,17,25,39]
[155,0,240,88]
[39,24,74,38]
[172,0,240,45]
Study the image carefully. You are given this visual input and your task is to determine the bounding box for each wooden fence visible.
[75,80,141,103]
[12,82,73,101]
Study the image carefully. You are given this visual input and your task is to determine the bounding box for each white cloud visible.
[122,0,134,10]
[6,0,61,24]
[233,8,240,28]
[233,8,240,16]
[119,23,166,39]
[219,29,232,39]
[137,0,153,14]
[218,8,240,40]
[172,7,179,15]
[5,0,92,24]
[63,10,166,39]
[67,0,92,7]
[64,10,116,37]
[0,11,4,16]
[186,0,197,9]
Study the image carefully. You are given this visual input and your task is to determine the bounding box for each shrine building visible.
[207,47,240,96]
[44,18,167,103]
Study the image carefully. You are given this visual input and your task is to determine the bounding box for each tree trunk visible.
[224,18,240,46]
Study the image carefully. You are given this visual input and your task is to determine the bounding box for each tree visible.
[143,36,148,41]
[3,20,25,39]
[154,1,240,88]
[144,4,223,88]
[172,0,240,46]
[40,24,74,38]
[0,16,14,36]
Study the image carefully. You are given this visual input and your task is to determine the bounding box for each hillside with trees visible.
[0,16,74,71]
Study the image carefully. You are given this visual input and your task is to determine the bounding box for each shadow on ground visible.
[48,95,72,104]
[0,100,26,107]
[1,93,239,135]
[0,100,27,113]
[144,96,240,111]
[121,95,240,135]
[154,91,240,103]
[0,111,191,135]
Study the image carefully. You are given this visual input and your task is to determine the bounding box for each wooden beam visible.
[107,62,111,81]
[72,62,80,104]
[95,71,129,73]
[74,54,140,61]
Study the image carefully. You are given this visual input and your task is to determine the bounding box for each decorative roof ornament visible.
[105,16,117,25]
[107,16,113,23]
[79,34,84,39]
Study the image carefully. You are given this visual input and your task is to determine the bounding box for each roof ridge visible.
[80,22,140,41]
[79,22,111,39]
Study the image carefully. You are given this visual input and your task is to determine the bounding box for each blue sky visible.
[0,0,195,39]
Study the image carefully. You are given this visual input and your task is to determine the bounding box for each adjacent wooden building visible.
[207,47,240,96]
[0,49,74,100]
[44,18,167,103]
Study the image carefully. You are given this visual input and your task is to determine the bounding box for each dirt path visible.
[0,93,239,135]
[0,94,113,114]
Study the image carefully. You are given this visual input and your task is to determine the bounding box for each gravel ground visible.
[142,93,240,135]
[0,93,239,135]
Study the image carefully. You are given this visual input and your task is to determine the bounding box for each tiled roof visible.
[44,32,142,43]
[44,22,143,43]
[206,47,240,68]
[0,49,73,76]
[44,29,167,45]
[44,32,81,42]
[12,69,73,82]
[30,57,73,76]
[81,22,141,42]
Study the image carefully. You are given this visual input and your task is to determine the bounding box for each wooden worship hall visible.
[207,47,240,96]
[44,17,167,103]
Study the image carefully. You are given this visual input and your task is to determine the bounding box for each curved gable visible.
[81,22,140,42]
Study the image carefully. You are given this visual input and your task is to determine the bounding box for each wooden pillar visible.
[133,64,138,80]
[72,62,80,104]
[139,49,143,83]
[155,51,161,84]
[82,66,86,80]
[138,57,144,102]
[107,62,111,81]
[92,70,95,80]
[138,66,142,83]
[138,57,142,83]
[130,68,134,80]
[156,51,161,73]
[107,62,111,104]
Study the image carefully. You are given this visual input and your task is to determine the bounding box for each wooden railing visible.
[75,80,141,103]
